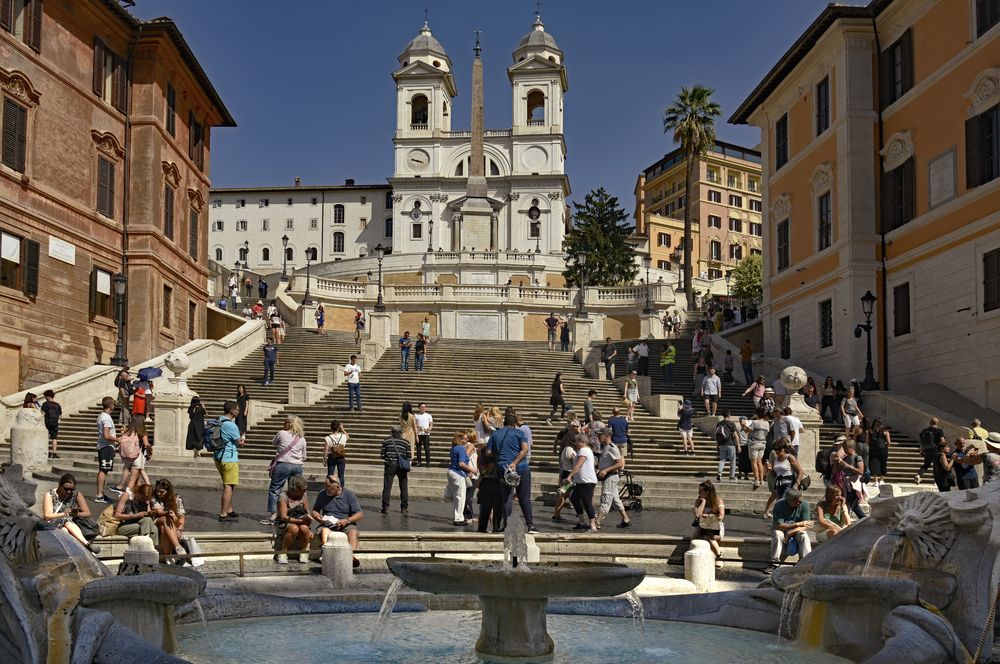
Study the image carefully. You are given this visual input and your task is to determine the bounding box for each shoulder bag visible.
[396,442,411,473]
[268,435,300,476]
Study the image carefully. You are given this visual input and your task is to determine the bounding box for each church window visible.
[214,247,223,261]
[527,90,545,126]
[285,246,294,262]
[489,159,500,176]
[410,95,429,127]
[455,160,464,176]
[529,221,541,239]
[411,223,423,240]
[384,218,393,237]
[432,60,441,68]
[261,247,271,262]
[385,191,393,208]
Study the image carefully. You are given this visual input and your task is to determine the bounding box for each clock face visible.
[406,149,429,172]
[410,208,423,221]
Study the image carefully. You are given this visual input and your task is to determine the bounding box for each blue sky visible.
[132,0,834,212]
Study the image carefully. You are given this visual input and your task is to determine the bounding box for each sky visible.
[130,0,835,213]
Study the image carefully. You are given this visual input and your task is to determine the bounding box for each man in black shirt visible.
[41,389,62,459]
[915,417,946,484]
[380,426,411,513]
[600,337,617,381]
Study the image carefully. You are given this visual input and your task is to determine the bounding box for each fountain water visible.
[861,532,900,577]
[370,578,405,644]
[624,589,645,633]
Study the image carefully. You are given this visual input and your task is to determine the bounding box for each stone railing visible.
[2,319,266,439]
[443,129,512,138]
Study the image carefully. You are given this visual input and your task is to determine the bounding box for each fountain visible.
[385,512,646,658]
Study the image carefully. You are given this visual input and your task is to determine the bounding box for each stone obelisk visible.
[459,32,494,250]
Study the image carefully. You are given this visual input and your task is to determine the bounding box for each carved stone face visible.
[780,366,808,391]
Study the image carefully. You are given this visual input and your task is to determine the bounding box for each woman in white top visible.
[261,415,308,525]
[567,437,599,532]
[552,431,580,522]
[324,419,349,487]
[624,371,639,421]
[42,473,100,553]
[421,317,432,340]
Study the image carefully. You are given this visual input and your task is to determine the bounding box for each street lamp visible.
[724,270,732,300]
[854,289,880,391]
[242,240,249,270]
[302,250,314,306]
[232,260,241,310]
[575,250,588,319]
[373,243,386,312]
[110,272,128,367]
[280,234,290,281]
[427,219,434,252]
[642,254,653,314]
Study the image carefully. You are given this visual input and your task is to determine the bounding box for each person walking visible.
[624,371,639,422]
[324,420,349,486]
[678,399,696,455]
[739,339,754,385]
[215,400,244,522]
[490,414,536,533]
[544,312,560,351]
[660,341,676,384]
[186,396,205,459]
[662,311,673,338]
[606,407,631,458]
[235,384,250,434]
[691,354,708,398]
[414,333,427,371]
[421,316,432,340]
[715,411,741,481]
[914,417,946,484]
[600,337,617,381]
[742,375,766,409]
[258,275,268,300]
[567,436,598,532]
[344,355,362,411]
[379,425,411,514]
[747,409,769,488]
[354,309,366,345]
[840,387,863,433]
[559,320,570,352]
[632,339,650,377]
[399,401,418,460]
[448,432,475,526]
[415,402,433,466]
[399,331,412,371]
[41,389,62,459]
[548,373,567,424]
[262,338,278,386]
[869,419,891,485]
[819,377,838,423]
[552,428,579,522]
[314,304,326,335]
[595,428,631,529]
[261,415,308,526]
[93,397,121,504]
[702,366,722,417]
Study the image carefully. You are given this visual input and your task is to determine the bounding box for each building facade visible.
[0,0,233,392]
[634,141,763,286]
[208,180,392,273]
[731,0,1000,411]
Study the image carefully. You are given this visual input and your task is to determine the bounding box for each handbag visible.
[397,450,411,473]
[697,514,721,531]
[74,516,99,542]
[268,435,300,476]
[97,504,120,537]
[179,536,205,567]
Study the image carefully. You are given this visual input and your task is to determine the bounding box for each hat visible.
[257,300,263,304]
[835,435,848,444]
[682,399,691,406]
[739,416,749,422]
[597,427,612,437]
[764,388,775,394]
[986,432,1000,451]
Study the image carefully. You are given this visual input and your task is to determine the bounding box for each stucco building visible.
[0,0,233,391]
[731,0,1000,411]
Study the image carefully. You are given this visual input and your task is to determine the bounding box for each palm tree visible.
[663,85,721,310]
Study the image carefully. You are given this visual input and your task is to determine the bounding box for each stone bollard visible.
[321,531,354,589]
[10,408,49,474]
[524,534,541,564]
[123,536,159,566]
[684,540,715,592]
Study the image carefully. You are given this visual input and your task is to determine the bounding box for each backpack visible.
[815,447,831,475]
[715,421,734,446]
[202,418,225,453]
[919,427,936,451]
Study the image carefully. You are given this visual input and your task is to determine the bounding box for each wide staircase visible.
[613,324,927,483]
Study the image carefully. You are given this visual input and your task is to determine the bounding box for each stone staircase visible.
[612,325,927,482]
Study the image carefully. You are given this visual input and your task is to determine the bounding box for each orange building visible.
[634,141,763,286]
[0,1,234,391]
[731,0,1000,410]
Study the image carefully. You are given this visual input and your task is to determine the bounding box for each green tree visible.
[730,253,763,303]
[562,188,638,287]
[663,85,722,309]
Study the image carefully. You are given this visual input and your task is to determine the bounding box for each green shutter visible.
[23,239,39,297]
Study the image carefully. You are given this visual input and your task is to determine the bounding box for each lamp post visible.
[427,219,434,252]
[242,240,249,269]
[855,289,880,391]
[110,272,128,367]
[724,270,732,300]
[373,243,386,312]
[232,260,241,310]
[280,234,290,281]
[575,250,588,319]
[302,251,314,306]
[642,254,653,314]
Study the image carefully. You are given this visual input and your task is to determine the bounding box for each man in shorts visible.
[94,396,121,503]
[544,312,559,351]
[595,428,631,528]
[701,366,722,417]
[41,389,62,459]
[310,475,364,568]
[215,400,244,521]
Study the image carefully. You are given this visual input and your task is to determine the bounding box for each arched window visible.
[285,247,294,262]
[333,204,345,224]
[261,247,271,262]
[455,160,464,176]
[333,232,345,253]
[385,191,393,209]
[306,246,318,261]
[410,95,428,127]
[214,247,223,262]
[238,247,248,263]
[489,159,500,176]
[527,90,545,125]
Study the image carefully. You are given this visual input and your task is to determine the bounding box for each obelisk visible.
[459,31,494,250]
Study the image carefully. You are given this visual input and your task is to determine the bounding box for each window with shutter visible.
[966,104,999,189]
[2,97,27,173]
[775,114,789,169]
[96,157,114,218]
[0,230,22,290]
[893,283,911,336]
[163,185,174,240]
[985,248,1000,312]
[815,77,830,135]
[0,0,12,32]
[779,316,791,360]
[90,267,112,318]
[162,284,172,330]
[882,158,915,231]
[976,0,1000,38]
[92,39,104,96]
[23,238,38,296]
[879,30,913,109]
[24,0,41,51]
[777,220,790,270]
[189,210,198,260]
[817,192,832,250]
[819,299,833,348]
[113,54,127,113]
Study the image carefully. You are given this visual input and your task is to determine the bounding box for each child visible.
[41,390,62,459]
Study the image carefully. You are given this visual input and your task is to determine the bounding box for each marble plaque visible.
[928,149,956,209]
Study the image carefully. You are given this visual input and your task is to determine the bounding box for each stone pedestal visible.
[571,316,596,354]
[684,539,715,592]
[151,392,196,458]
[639,313,659,339]
[317,364,340,387]
[10,408,48,474]
[787,393,822,470]
[367,312,392,347]
[321,531,354,589]
[524,534,541,564]
[476,596,553,657]
[122,535,159,566]
[299,302,318,329]
[288,382,331,406]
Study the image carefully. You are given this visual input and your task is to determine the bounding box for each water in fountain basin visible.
[625,590,645,634]
[778,589,802,640]
[192,598,208,637]
[862,533,900,577]
[370,578,405,645]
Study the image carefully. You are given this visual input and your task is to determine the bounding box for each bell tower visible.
[508,14,567,139]
[392,21,457,141]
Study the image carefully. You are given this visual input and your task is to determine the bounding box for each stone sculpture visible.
[780,365,808,392]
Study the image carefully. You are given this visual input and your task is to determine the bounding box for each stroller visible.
[619,470,644,513]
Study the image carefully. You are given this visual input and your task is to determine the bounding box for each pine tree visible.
[562,188,639,287]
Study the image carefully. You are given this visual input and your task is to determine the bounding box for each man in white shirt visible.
[344,355,362,412]
[94,396,121,503]
[783,407,804,456]
[772,378,788,407]
[414,402,433,466]
[631,340,650,376]
[701,366,722,416]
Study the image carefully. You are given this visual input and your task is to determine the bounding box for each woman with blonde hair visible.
[275,475,313,564]
[400,402,418,458]
[261,414,308,526]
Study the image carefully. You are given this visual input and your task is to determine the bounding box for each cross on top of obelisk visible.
[473,29,482,58]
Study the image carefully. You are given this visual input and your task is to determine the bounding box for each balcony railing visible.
[409,123,428,131]
[527,119,544,127]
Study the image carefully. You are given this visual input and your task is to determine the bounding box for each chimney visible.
[294,176,301,187]
[345,178,355,186]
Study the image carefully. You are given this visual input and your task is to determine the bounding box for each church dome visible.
[515,16,561,55]
[401,21,449,60]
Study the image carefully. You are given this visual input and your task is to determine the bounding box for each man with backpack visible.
[914,417,945,484]
[715,410,741,481]
[213,401,243,522]
[379,425,411,514]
